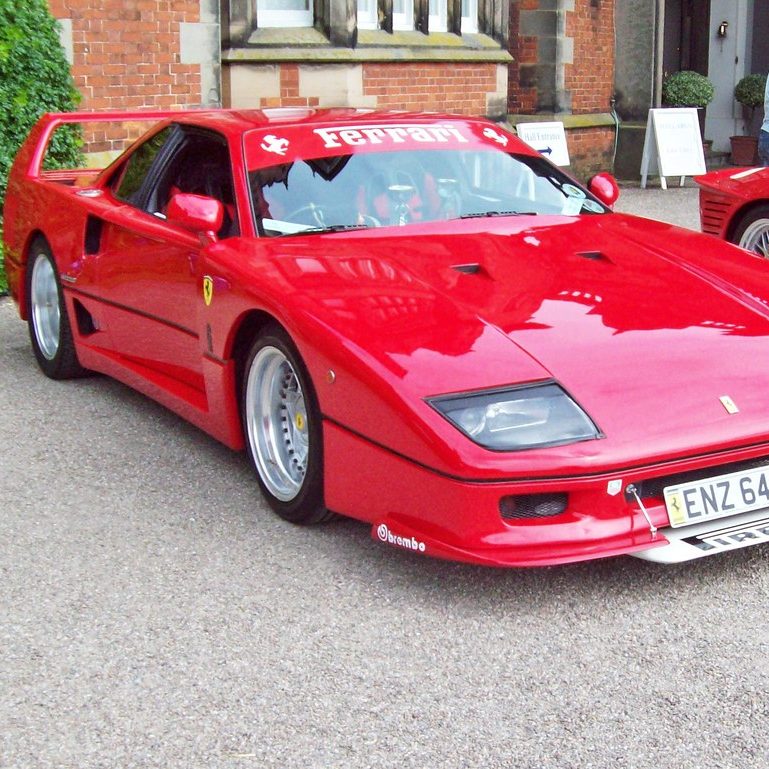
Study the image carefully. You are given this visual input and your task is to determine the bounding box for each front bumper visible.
[633,508,769,563]
[323,420,769,567]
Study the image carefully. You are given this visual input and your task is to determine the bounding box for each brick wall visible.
[48,0,202,154]
[567,126,616,179]
[257,65,320,109]
[565,0,616,178]
[508,0,616,179]
[565,0,615,114]
[363,63,499,115]
[508,0,614,115]
[235,62,502,117]
[507,0,538,112]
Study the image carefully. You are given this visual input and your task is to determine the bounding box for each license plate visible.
[664,465,769,527]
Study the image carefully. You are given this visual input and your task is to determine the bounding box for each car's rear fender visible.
[7,229,50,319]
[724,198,769,243]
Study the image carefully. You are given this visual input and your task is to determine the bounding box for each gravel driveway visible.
[3,186,768,769]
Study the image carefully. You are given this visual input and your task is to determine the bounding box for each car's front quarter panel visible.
[203,236,524,475]
[202,213,769,565]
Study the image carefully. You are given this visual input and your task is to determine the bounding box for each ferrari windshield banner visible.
[245,119,515,169]
[313,123,470,149]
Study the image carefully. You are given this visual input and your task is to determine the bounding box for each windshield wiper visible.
[457,210,537,219]
[280,223,372,236]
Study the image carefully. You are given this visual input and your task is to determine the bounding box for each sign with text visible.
[640,108,706,189]
[516,122,570,167]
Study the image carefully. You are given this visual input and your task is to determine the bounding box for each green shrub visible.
[735,73,767,109]
[662,70,715,108]
[0,0,81,209]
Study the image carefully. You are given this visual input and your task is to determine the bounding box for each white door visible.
[705,0,751,152]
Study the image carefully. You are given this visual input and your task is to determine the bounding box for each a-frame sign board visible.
[640,108,706,189]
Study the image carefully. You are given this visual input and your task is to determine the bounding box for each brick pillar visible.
[48,0,213,112]
[515,0,574,114]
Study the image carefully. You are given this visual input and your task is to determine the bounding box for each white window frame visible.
[392,0,413,30]
[256,0,313,27]
[428,0,447,32]
[460,0,477,33]
[357,0,378,30]
[356,0,477,34]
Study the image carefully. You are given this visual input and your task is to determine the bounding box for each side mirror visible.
[167,193,224,241]
[587,172,620,208]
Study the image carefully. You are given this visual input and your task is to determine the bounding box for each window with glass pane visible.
[428,0,447,32]
[256,0,312,27]
[357,0,377,29]
[392,0,413,30]
[461,0,477,32]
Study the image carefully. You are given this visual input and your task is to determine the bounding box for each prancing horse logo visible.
[203,275,214,306]
[261,134,289,156]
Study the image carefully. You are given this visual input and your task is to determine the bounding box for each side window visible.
[152,133,240,238]
[112,127,174,204]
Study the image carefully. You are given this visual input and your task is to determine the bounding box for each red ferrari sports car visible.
[8,108,769,566]
[696,166,769,257]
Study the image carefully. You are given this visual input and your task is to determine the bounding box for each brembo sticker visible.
[377,523,427,553]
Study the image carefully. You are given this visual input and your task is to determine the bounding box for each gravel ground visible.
[3,187,768,769]
[615,184,700,231]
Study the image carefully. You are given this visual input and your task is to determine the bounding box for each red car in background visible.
[696,166,769,257]
[8,108,769,567]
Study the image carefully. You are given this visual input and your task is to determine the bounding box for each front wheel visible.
[242,325,331,524]
[25,239,88,379]
[732,204,769,258]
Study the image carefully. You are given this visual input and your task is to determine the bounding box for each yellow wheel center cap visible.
[295,413,306,431]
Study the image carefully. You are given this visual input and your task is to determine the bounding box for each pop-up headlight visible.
[429,382,600,451]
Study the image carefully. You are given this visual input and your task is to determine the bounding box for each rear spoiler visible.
[17,110,201,179]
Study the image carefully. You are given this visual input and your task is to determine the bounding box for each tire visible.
[25,239,88,379]
[241,324,331,524]
[731,204,769,259]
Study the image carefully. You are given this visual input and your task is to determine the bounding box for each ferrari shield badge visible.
[203,275,214,306]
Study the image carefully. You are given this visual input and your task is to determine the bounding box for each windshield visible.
[249,149,608,236]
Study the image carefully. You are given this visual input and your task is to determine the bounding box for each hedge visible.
[1,0,82,295]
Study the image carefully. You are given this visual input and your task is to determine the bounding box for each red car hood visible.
[248,212,769,472]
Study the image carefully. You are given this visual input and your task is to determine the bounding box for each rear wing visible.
[3,110,203,312]
[14,110,199,180]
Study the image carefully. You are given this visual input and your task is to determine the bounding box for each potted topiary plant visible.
[661,70,715,148]
[662,70,716,110]
[731,73,767,166]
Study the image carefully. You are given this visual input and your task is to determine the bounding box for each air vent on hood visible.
[451,263,481,274]
[577,251,611,262]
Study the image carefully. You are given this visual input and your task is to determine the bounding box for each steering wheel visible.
[286,203,330,227]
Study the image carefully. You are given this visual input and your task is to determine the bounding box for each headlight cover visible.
[428,382,601,451]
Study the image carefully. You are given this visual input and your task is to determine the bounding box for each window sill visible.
[509,113,617,130]
[223,27,512,63]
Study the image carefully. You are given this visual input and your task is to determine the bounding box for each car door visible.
[95,125,238,396]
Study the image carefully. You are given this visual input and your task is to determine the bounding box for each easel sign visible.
[516,122,570,167]
[640,108,706,189]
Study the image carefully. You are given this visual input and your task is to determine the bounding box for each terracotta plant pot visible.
[730,135,759,166]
